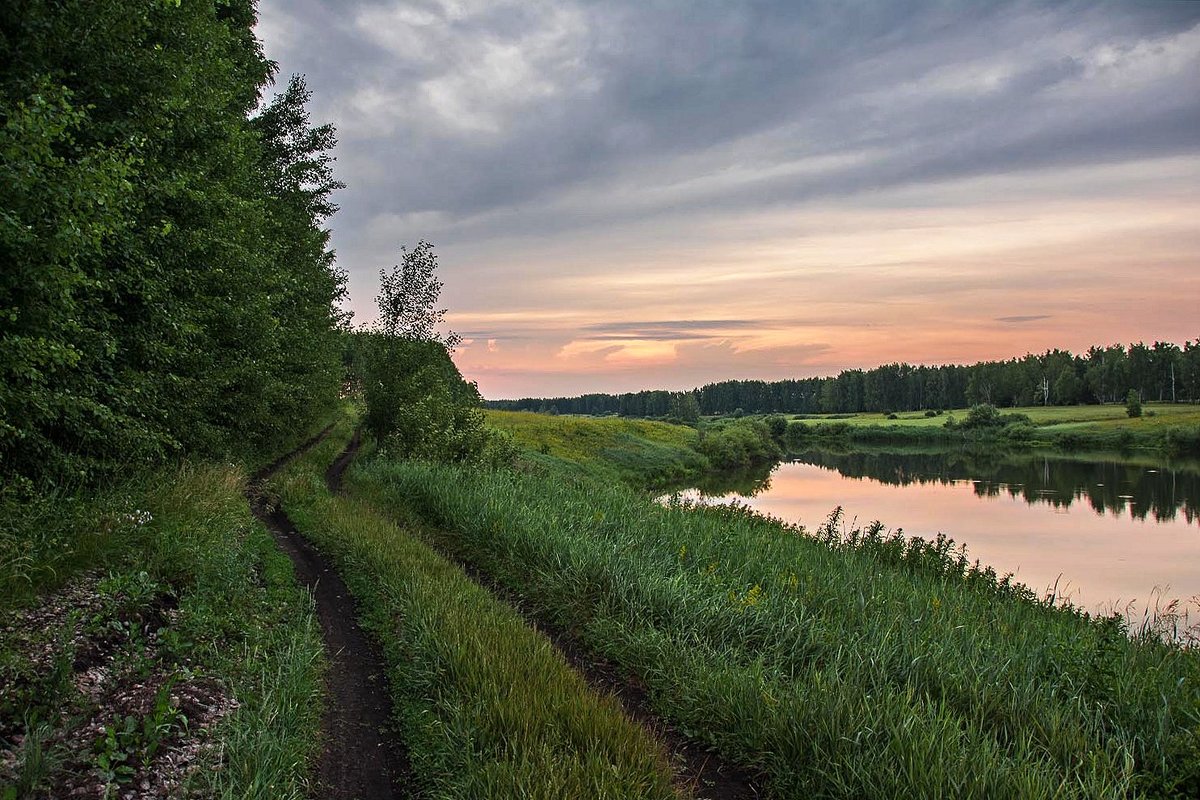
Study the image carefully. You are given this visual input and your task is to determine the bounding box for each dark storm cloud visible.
[258,0,1200,269]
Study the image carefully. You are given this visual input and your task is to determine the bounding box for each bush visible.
[1126,390,1143,418]
[1163,425,1200,456]
[784,421,810,449]
[963,404,1001,429]
[359,335,489,463]
[696,419,781,469]
[924,410,937,417]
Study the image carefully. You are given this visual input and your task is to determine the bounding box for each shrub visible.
[696,419,781,469]
[963,404,1000,429]
[360,335,489,463]
[1126,390,1143,418]
[764,414,788,440]
[784,421,810,449]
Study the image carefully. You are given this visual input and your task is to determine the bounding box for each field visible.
[789,402,1200,429]
[782,403,1200,455]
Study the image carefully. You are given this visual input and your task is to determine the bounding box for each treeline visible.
[488,340,1200,417]
[1,2,346,489]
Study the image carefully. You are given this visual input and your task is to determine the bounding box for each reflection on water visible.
[663,447,1200,614]
[791,448,1200,524]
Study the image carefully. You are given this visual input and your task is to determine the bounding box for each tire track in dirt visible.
[324,432,760,800]
[248,424,407,800]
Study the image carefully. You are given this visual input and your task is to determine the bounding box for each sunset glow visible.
[258,1,1200,398]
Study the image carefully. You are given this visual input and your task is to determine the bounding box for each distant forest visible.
[487,340,1200,417]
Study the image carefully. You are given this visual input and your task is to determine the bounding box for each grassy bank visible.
[784,403,1200,455]
[485,409,780,487]
[353,450,1200,799]
[484,409,707,486]
[0,464,324,799]
[270,417,680,800]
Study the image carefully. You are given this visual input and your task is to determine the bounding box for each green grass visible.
[485,409,708,486]
[354,455,1200,799]
[271,417,680,800]
[786,403,1200,455]
[792,403,1200,429]
[0,464,324,799]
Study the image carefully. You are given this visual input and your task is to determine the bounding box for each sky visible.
[255,0,1200,399]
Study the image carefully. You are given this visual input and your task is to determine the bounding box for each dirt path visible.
[445,553,762,800]
[325,426,361,494]
[279,427,757,799]
[248,426,407,800]
[321,433,759,800]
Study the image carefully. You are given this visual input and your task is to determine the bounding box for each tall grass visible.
[272,424,680,800]
[485,409,707,486]
[0,464,325,799]
[355,458,1200,799]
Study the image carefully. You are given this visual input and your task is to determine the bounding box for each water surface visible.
[666,447,1200,615]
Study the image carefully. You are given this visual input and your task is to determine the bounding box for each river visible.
[664,447,1200,618]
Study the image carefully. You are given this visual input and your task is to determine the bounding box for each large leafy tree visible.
[1,1,346,489]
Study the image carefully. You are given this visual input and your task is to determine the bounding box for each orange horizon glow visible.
[421,158,1200,398]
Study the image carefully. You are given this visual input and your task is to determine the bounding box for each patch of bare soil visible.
[0,575,236,799]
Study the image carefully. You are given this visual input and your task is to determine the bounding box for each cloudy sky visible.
[256,0,1200,398]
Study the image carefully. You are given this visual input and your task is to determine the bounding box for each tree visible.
[362,242,487,462]
[1125,389,1142,418]
[1,0,347,488]
[669,391,701,422]
[376,240,459,348]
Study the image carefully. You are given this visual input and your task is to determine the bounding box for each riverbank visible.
[782,402,1200,455]
[484,409,780,488]
[355,413,1200,798]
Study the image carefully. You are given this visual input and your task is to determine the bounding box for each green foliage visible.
[668,391,701,423]
[1127,390,1143,418]
[696,418,782,470]
[375,241,458,347]
[764,413,788,439]
[0,1,346,489]
[273,420,678,799]
[360,456,1200,800]
[359,335,489,463]
[963,403,1000,428]
[359,241,494,463]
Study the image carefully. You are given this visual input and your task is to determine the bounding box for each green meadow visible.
[789,402,1200,429]
[783,403,1200,455]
